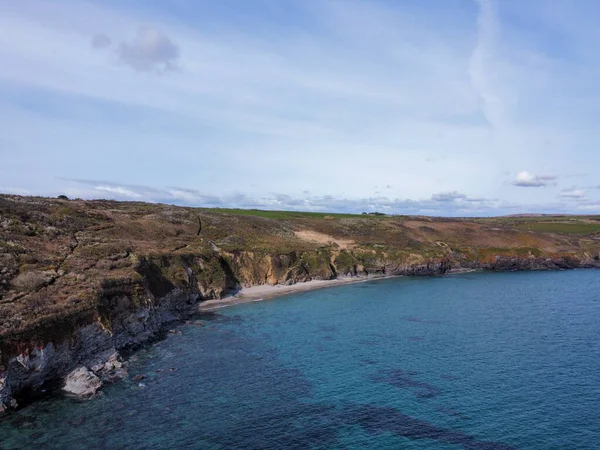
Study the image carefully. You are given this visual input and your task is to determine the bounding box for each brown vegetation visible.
[1,194,600,341]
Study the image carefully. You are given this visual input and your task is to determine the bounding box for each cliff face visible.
[1,194,600,411]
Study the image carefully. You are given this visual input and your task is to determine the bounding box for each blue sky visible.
[1,0,600,216]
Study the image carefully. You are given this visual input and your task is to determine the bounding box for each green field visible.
[202,208,382,220]
[513,222,600,235]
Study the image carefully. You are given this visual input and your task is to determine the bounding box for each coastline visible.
[197,267,517,312]
[198,275,396,311]
[446,267,481,275]
[2,194,600,415]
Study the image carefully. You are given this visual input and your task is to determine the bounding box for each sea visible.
[1,270,599,449]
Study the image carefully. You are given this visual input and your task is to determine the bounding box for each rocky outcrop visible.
[459,255,600,272]
[95,352,127,381]
[0,323,112,410]
[63,367,102,397]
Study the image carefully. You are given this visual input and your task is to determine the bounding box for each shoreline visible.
[197,275,396,312]
[197,268,485,312]
[3,267,596,415]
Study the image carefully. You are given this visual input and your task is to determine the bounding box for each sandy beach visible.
[197,276,394,311]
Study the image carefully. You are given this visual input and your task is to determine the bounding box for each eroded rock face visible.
[63,367,103,398]
[0,289,198,411]
[0,372,17,414]
[0,323,114,411]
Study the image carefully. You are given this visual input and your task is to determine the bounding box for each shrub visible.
[13,271,49,291]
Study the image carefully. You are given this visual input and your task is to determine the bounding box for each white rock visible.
[63,367,103,397]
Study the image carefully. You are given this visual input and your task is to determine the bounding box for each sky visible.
[1,0,600,216]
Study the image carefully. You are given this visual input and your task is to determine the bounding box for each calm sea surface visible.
[1,270,600,449]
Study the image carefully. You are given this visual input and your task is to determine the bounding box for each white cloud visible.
[559,189,586,199]
[116,26,179,72]
[512,171,557,187]
[575,203,600,211]
[94,185,142,198]
[431,191,467,202]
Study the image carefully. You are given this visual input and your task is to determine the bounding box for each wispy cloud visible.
[91,33,111,50]
[61,178,507,216]
[431,191,467,202]
[94,185,142,198]
[0,186,32,196]
[1,0,600,214]
[470,0,502,128]
[559,188,586,200]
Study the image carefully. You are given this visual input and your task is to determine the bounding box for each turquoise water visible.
[2,270,600,449]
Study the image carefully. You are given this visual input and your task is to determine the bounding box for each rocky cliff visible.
[1,194,600,412]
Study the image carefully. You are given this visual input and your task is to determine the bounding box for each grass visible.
[514,222,600,235]
[479,215,600,223]
[201,208,383,220]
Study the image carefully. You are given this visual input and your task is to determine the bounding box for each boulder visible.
[0,398,17,414]
[103,353,127,381]
[63,367,103,397]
